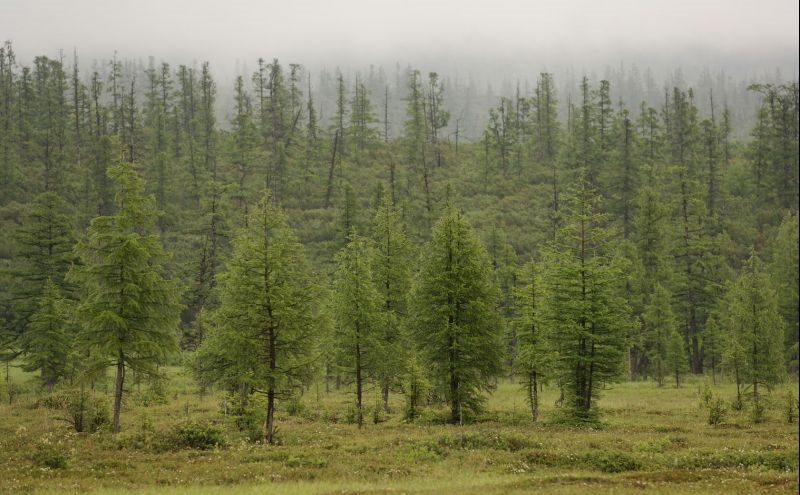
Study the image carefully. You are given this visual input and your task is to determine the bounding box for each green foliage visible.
[332,232,382,427]
[69,161,182,432]
[666,328,689,388]
[644,284,678,387]
[514,261,554,421]
[707,396,726,425]
[370,193,412,407]
[402,357,430,422]
[19,279,72,387]
[720,253,786,405]
[541,175,632,421]
[169,420,226,450]
[30,442,69,469]
[411,205,503,423]
[194,194,320,443]
[768,213,799,373]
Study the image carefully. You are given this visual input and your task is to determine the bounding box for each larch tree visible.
[665,325,688,388]
[515,261,554,421]
[644,284,678,387]
[720,253,785,417]
[70,161,182,433]
[370,192,411,411]
[19,278,72,389]
[541,174,632,423]
[333,232,382,428]
[768,212,799,373]
[410,203,503,423]
[194,194,320,444]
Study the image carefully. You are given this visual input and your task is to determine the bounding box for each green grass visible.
[0,367,797,494]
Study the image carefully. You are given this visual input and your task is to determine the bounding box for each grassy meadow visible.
[0,365,797,495]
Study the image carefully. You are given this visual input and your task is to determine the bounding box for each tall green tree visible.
[333,232,382,428]
[70,161,182,433]
[768,213,799,373]
[410,204,503,423]
[515,261,554,421]
[541,175,632,422]
[371,193,411,410]
[720,253,786,412]
[19,279,72,388]
[644,284,677,387]
[194,194,319,444]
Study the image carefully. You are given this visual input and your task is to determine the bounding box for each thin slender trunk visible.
[265,389,275,443]
[112,353,125,433]
[529,371,538,421]
[355,322,363,428]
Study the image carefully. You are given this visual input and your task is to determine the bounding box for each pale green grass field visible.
[0,366,797,495]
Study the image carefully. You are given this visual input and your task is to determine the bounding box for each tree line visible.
[0,42,797,442]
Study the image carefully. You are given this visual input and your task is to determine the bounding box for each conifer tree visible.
[194,194,319,443]
[541,174,631,422]
[665,327,688,387]
[20,278,71,388]
[515,261,553,421]
[333,232,382,428]
[720,253,785,413]
[9,192,76,347]
[769,213,799,373]
[644,284,677,387]
[410,204,503,423]
[70,161,181,433]
[371,192,411,410]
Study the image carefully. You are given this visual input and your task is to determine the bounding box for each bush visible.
[751,396,768,423]
[168,421,226,450]
[285,397,306,417]
[34,391,70,410]
[30,443,69,469]
[707,397,726,425]
[786,390,797,424]
[132,378,168,407]
[584,450,640,473]
[65,391,109,433]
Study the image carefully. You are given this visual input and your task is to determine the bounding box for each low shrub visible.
[707,396,726,425]
[584,450,640,473]
[167,421,226,450]
[30,443,69,469]
[65,391,109,433]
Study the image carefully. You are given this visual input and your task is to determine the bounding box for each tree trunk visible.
[265,388,275,444]
[529,371,538,421]
[382,384,390,412]
[355,324,363,428]
[112,353,125,434]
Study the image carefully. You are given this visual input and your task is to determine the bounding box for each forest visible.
[0,40,798,494]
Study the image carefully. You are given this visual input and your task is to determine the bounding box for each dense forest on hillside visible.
[0,40,797,443]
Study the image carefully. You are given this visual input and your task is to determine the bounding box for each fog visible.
[2,0,798,81]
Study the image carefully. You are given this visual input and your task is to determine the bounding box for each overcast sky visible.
[2,0,798,78]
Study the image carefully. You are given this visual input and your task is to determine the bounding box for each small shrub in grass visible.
[584,450,640,473]
[34,391,70,409]
[65,391,109,433]
[286,397,305,417]
[30,443,69,469]
[633,438,671,453]
[707,396,726,425]
[168,421,226,450]
[698,382,713,408]
[751,396,768,423]
[371,402,387,424]
[786,389,797,424]
[132,378,168,407]
[344,403,359,425]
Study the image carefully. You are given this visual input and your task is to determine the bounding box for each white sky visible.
[2,0,798,76]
